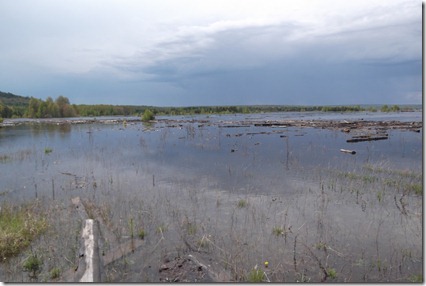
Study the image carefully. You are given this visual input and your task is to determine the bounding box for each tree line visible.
[0,93,418,120]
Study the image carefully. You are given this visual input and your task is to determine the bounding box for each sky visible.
[0,0,422,106]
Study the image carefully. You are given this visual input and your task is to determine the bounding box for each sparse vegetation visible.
[272,226,285,236]
[156,224,168,234]
[49,267,60,279]
[44,147,53,154]
[0,203,47,260]
[327,268,337,279]
[22,253,42,278]
[237,199,248,208]
[246,267,266,282]
[138,229,146,240]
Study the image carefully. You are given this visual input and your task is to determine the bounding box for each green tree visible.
[391,105,400,112]
[55,96,76,117]
[27,98,41,118]
[46,97,59,118]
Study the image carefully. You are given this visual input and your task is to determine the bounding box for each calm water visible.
[0,112,421,201]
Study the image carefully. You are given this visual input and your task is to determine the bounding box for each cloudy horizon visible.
[0,0,422,106]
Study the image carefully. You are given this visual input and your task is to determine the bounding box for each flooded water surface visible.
[0,112,422,282]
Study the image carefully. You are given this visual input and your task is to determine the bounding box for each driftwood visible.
[340,149,356,154]
[346,135,388,143]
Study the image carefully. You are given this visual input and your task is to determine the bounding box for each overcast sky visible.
[0,0,422,106]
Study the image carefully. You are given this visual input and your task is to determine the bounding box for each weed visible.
[49,267,60,279]
[246,267,265,282]
[156,224,168,234]
[408,274,423,283]
[315,241,327,251]
[23,253,42,278]
[237,199,248,208]
[327,268,337,279]
[0,154,10,163]
[129,218,134,239]
[0,204,47,259]
[197,235,210,249]
[44,147,53,154]
[407,183,422,195]
[138,229,146,240]
[272,226,285,236]
[186,222,197,235]
[376,191,383,202]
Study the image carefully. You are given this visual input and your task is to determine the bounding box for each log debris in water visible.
[340,149,356,155]
[346,135,388,143]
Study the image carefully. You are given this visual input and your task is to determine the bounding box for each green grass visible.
[49,267,60,279]
[407,183,422,195]
[272,226,285,236]
[0,204,47,260]
[22,253,42,277]
[246,268,265,282]
[44,147,53,154]
[408,274,423,283]
[138,229,146,240]
[237,199,248,208]
[327,268,337,279]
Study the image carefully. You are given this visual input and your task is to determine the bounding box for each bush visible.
[142,109,155,122]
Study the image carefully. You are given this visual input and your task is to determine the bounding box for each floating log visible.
[346,135,388,143]
[340,149,356,155]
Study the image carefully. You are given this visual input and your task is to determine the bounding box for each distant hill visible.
[0,91,31,107]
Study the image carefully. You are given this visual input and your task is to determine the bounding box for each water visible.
[0,112,422,282]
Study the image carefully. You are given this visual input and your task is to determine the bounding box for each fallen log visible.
[340,149,356,155]
[346,136,388,143]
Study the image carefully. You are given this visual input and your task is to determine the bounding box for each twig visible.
[302,242,328,282]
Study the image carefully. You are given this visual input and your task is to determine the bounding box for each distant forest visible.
[0,91,420,119]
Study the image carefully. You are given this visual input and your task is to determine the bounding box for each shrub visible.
[142,109,155,122]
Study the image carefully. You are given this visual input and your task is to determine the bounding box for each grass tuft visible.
[22,253,42,277]
[44,147,53,154]
[327,268,337,279]
[237,199,248,208]
[138,229,146,240]
[246,267,265,282]
[272,226,285,236]
[49,267,60,279]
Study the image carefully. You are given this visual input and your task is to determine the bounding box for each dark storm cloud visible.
[0,0,421,105]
